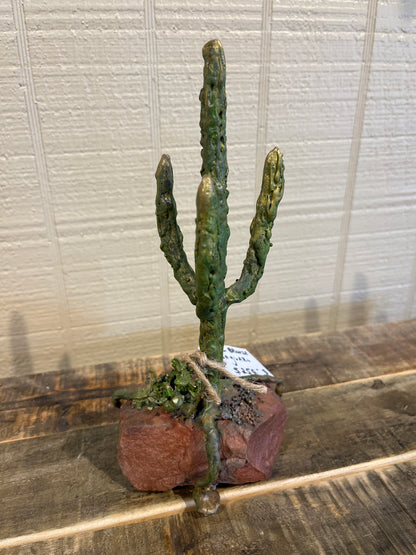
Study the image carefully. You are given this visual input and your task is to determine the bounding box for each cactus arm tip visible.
[155,154,197,305]
[155,153,171,181]
[226,146,284,305]
[267,146,284,197]
[202,39,225,61]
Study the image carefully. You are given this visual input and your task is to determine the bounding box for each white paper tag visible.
[222,345,273,378]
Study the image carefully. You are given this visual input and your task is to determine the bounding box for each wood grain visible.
[1,321,415,444]
[4,460,416,554]
[1,370,414,542]
[0,321,414,551]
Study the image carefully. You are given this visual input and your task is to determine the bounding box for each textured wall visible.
[1,0,415,377]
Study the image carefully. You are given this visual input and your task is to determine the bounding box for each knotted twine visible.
[180,351,267,405]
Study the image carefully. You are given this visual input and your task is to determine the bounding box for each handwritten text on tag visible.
[222,345,273,378]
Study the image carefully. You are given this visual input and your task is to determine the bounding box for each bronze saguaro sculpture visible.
[156,39,284,370]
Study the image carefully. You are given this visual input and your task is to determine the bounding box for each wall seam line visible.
[10,0,73,364]
[329,0,378,331]
[249,0,274,342]
[144,0,170,355]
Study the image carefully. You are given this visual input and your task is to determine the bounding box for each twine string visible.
[180,351,267,406]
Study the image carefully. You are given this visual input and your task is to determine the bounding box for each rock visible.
[218,385,288,484]
[117,406,208,491]
[117,385,287,491]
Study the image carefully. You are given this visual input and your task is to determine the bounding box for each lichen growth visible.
[219,384,262,426]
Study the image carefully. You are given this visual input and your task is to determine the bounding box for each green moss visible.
[112,359,206,419]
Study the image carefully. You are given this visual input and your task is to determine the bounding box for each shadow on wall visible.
[349,272,370,327]
[304,298,320,333]
[58,352,72,372]
[9,311,72,376]
[375,310,388,324]
[9,310,34,375]
[304,273,378,334]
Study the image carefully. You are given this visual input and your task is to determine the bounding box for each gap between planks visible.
[1,450,415,550]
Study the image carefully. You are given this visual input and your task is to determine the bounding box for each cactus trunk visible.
[198,309,227,363]
[195,175,228,365]
[196,40,229,364]
[155,37,284,385]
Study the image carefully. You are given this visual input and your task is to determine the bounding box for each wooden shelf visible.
[1,320,415,553]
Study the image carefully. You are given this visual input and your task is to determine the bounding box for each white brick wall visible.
[1,0,415,376]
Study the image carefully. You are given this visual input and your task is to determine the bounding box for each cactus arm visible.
[195,175,228,363]
[155,154,197,305]
[226,147,284,305]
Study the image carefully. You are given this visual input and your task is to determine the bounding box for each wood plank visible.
[344,319,416,373]
[3,320,414,407]
[0,355,168,406]
[249,331,374,391]
[4,460,416,553]
[1,371,415,542]
[1,320,415,444]
[0,356,168,443]
[249,319,416,392]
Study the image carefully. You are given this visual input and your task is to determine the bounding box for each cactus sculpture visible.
[115,39,285,516]
[156,39,284,367]
[153,40,284,512]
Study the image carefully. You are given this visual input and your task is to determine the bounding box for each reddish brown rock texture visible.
[118,385,287,491]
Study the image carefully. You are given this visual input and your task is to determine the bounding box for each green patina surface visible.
[136,39,285,513]
[155,39,284,365]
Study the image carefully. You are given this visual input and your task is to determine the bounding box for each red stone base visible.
[117,385,287,492]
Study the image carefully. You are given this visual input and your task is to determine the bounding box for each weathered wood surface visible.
[1,370,415,542]
[7,461,416,555]
[0,320,415,552]
[1,319,415,444]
